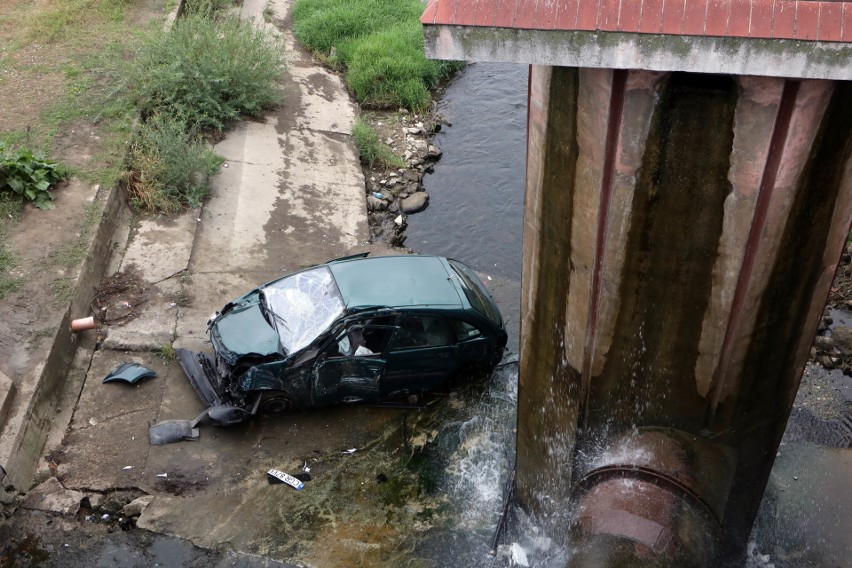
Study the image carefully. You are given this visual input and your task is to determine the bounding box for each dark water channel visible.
[410,63,852,567]
[408,63,528,283]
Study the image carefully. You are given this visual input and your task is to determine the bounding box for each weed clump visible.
[124,11,284,213]
[352,118,405,168]
[293,0,460,111]
[126,116,223,213]
[129,13,284,133]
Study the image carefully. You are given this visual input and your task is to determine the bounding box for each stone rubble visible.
[361,110,448,247]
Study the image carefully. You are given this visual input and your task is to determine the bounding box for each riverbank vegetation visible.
[292,0,460,111]
[352,118,406,169]
[125,10,283,211]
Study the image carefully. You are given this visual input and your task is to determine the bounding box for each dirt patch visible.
[154,469,210,497]
[91,269,147,326]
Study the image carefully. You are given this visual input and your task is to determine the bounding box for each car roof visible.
[327,255,463,310]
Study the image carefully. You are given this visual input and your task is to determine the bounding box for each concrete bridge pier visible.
[518,67,852,564]
[422,0,852,564]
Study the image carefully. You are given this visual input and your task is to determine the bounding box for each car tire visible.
[258,391,296,415]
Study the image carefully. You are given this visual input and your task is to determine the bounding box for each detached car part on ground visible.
[177,254,507,425]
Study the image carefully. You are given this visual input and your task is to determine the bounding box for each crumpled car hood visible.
[211,294,281,363]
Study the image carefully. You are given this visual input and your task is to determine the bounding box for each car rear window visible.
[448,260,503,327]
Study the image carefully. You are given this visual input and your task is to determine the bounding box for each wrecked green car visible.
[177,254,507,423]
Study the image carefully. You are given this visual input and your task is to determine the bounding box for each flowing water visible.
[412,62,852,567]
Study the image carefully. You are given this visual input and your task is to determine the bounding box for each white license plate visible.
[267,469,304,490]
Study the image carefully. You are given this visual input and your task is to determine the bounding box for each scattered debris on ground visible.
[90,269,147,326]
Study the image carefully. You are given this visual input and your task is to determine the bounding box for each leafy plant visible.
[129,12,284,132]
[352,118,404,168]
[0,143,69,210]
[125,115,223,213]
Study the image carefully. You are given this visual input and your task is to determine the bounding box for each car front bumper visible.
[176,348,223,408]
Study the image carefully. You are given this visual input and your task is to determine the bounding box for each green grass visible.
[0,193,23,299]
[21,0,133,43]
[293,0,461,111]
[154,343,177,362]
[50,277,76,306]
[351,118,405,168]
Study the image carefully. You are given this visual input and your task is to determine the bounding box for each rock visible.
[831,326,852,356]
[404,150,414,161]
[818,355,834,368]
[405,127,421,135]
[814,335,834,351]
[412,139,428,155]
[366,196,387,212]
[86,493,105,510]
[122,495,153,517]
[22,477,85,515]
[401,192,429,214]
[394,214,405,227]
[0,487,15,506]
[427,145,442,159]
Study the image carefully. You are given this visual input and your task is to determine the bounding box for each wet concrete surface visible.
[0,510,297,567]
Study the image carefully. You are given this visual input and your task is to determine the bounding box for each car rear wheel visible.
[258,390,296,415]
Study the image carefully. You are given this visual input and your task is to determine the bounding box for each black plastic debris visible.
[103,362,157,384]
[266,469,304,490]
[148,410,208,445]
[148,420,200,445]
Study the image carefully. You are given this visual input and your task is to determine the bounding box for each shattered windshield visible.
[261,266,345,354]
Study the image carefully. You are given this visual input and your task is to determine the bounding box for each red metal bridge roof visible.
[421,0,852,42]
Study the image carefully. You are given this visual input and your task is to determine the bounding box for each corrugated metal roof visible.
[421,0,852,43]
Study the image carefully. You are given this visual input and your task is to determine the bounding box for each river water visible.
[407,63,529,283]
[411,62,852,567]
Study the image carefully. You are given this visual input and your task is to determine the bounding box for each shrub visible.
[125,115,223,213]
[0,142,68,210]
[352,118,404,168]
[183,0,236,17]
[293,0,460,111]
[129,13,284,132]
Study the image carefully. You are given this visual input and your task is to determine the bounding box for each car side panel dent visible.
[239,360,311,407]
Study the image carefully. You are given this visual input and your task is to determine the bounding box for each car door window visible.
[448,319,482,342]
[389,316,453,351]
[328,318,393,357]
